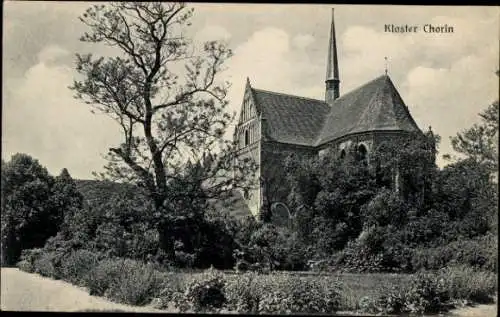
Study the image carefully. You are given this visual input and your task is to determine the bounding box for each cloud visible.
[403,55,498,167]
[2,45,122,179]
[37,45,70,64]
[292,34,315,49]
[223,27,292,120]
[220,27,326,139]
[341,26,414,92]
[194,25,232,44]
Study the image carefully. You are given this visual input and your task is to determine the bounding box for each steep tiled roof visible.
[248,74,421,147]
[251,89,330,146]
[316,75,421,145]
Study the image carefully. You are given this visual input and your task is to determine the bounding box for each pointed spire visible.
[326,8,339,81]
[325,8,340,105]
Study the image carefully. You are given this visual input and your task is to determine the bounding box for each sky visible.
[2,2,499,179]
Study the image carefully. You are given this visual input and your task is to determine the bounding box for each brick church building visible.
[233,9,426,218]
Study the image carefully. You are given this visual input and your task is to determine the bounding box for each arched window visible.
[244,129,250,146]
[356,144,368,163]
[340,149,346,160]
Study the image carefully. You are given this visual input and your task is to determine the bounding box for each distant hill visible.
[74,179,252,220]
[74,179,146,205]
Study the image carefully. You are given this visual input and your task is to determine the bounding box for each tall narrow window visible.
[356,144,368,163]
[245,129,250,146]
[340,149,346,160]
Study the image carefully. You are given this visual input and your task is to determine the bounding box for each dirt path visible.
[447,303,498,317]
[0,268,162,312]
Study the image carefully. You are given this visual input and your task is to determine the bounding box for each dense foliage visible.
[4,102,497,274]
[1,155,82,266]
[281,117,497,273]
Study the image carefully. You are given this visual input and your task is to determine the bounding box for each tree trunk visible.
[152,197,175,264]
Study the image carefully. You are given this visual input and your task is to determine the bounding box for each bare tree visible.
[70,3,255,217]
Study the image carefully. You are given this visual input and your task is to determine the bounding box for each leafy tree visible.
[432,159,495,237]
[283,132,439,260]
[45,186,159,260]
[1,154,61,265]
[445,77,498,232]
[50,168,84,240]
[284,148,378,254]
[70,2,256,259]
[371,131,438,211]
[449,71,499,174]
[361,188,407,229]
[449,102,499,171]
[241,223,307,271]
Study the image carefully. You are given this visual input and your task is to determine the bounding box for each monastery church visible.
[233,9,425,218]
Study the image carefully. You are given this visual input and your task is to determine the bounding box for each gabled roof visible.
[247,74,422,147]
[251,88,330,146]
[315,75,421,145]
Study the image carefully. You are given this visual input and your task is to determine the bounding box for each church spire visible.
[325,8,340,105]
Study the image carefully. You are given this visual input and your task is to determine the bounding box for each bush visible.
[412,234,498,272]
[16,260,34,273]
[17,248,44,273]
[403,271,449,314]
[359,272,448,315]
[106,259,164,306]
[173,268,226,312]
[257,274,341,314]
[150,273,184,310]
[336,240,385,273]
[59,249,99,285]
[438,265,497,304]
[224,272,260,313]
[33,252,59,278]
[84,258,124,296]
[370,286,406,314]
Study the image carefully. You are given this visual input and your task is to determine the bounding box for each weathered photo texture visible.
[2,2,498,315]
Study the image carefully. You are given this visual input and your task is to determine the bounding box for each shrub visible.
[359,272,448,315]
[438,265,497,304]
[17,248,44,273]
[257,274,341,314]
[372,286,406,314]
[33,251,58,278]
[151,273,184,310]
[403,271,449,314]
[412,234,498,272]
[19,248,70,279]
[16,260,34,273]
[336,240,385,273]
[240,223,309,271]
[224,272,260,313]
[59,249,99,285]
[173,268,226,312]
[84,258,124,296]
[106,259,164,306]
